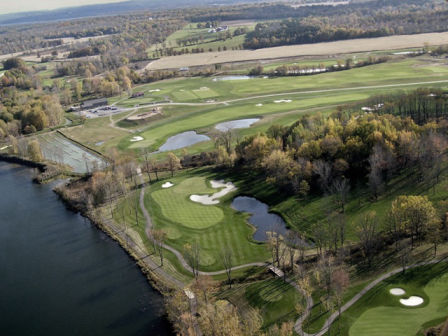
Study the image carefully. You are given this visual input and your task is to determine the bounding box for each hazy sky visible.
[0,0,127,15]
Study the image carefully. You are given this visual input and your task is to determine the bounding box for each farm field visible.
[146,32,448,70]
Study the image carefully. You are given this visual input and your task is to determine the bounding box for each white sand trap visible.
[130,136,144,142]
[148,89,161,92]
[274,100,292,103]
[390,288,406,295]
[400,296,424,306]
[190,180,237,205]
[256,104,263,106]
[162,182,174,188]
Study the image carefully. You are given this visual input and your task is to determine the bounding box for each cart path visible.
[138,173,267,276]
[296,257,447,336]
[136,172,447,336]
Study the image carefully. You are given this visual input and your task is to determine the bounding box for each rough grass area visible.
[146,171,270,272]
[220,277,301,329]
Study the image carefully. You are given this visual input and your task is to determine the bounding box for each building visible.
[131,91,144,98]
[216,26,228,32]
[80,98,108,110]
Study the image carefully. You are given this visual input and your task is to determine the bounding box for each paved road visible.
[295,258,448,336]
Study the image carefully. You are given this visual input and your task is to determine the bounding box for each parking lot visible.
[81,105,128,119]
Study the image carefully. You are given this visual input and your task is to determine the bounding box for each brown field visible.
[146,32,448,70]
[220,20,256,27]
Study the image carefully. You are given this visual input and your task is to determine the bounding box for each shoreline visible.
[53,181,182,294]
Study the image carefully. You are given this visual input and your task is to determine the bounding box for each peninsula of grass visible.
[145,171,270,272]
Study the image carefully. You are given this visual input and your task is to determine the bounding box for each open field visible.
[148,22,255,55]
[146,32,448,70]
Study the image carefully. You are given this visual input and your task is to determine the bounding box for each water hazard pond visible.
[156,131,210,152]
[215,118,260,131]
[0,162,172,336]
[232,196,288,242]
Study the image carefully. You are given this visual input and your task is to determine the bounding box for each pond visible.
[37,133,107,174]
[156,131,210,152]
[232,196,288,242]
[215,118,260,132]
[212,76,261,81]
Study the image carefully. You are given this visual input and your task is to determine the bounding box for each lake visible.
[0,162,172,336]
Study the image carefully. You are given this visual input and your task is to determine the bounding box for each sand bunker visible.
[390,288,406,296]
[256,104,263,106]
[130,136,144,142]
[162,182,174,188]
[190,180,237,205]
[274,100,292,103]
[400,296,424,306]
[148,89,161,92]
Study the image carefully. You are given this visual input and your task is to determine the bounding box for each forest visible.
[244,9,448,49]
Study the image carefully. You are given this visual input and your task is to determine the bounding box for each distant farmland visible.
[146,32,448,70]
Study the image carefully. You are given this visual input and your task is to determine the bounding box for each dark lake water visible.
[157,131,210,152]
[231,196,288,242]
[0,162,172,336]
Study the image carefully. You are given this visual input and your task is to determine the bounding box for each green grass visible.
[244,278,301,328]
[152,177,225,229]
[117,58,448,105]
[149,23,254,55]
[343,262,448,336]
[60,114,129,153]
[146,171,270,272]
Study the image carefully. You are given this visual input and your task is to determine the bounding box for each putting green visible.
[349,273,448,336]
[152,177,225,229]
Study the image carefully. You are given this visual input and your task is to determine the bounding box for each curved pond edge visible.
[231,193,315,245]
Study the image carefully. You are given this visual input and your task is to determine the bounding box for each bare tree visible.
[183,243,201,281]
[313,160,333,194]
[152,229,167,266]
[331,267,349,330]
[141,148,152,183]
[331,178,350,213]
[219,247,234,288]
[356,211,378,268]
[167,152,181,177]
